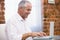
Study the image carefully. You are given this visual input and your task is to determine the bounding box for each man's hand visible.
[22,32,47,40]
[31,32,47,37]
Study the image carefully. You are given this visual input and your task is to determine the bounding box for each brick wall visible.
[43,0,60,36]
[0,0,5,24]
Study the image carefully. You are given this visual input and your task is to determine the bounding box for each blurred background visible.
[0,0,60,40]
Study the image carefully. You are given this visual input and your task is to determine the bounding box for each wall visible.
[5,0,43,32]
[0,0,5,24]
[0,0,6,40]
[43,0,60,36]
[0,24,6,40]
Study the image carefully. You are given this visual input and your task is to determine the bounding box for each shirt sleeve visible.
[5,22,22,40]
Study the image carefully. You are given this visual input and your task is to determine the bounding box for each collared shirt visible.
[5,13,33,40]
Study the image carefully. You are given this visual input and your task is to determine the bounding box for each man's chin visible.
[23,15,28,19]
[25,17,28,18]
[25,16,28,19]
[25,15,28,18]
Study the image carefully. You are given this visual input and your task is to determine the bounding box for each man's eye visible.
[27,9,31,11]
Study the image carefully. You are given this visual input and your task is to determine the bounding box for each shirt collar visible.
[15,13,24,21]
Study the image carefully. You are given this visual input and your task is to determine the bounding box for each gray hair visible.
[18,0,31,8]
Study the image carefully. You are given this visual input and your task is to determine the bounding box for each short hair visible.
[18,0,31,8]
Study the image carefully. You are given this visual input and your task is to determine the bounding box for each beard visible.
[21,14,29,19]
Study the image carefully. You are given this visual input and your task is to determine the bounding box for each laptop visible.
[33,36,54,40]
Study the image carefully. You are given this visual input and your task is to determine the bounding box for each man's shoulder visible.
[6,14,17,23]
[6,13,22,24]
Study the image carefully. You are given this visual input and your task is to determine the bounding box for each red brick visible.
[0,0,5,24]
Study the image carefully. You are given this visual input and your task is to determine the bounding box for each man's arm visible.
[22,32,47,40]
[6,24,46,40]
[6,23,22,40]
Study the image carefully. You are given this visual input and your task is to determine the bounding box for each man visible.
[6,0,46,40]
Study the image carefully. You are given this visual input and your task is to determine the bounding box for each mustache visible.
[26,13,30,14]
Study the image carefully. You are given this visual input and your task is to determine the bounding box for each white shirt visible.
[5,13,33,40]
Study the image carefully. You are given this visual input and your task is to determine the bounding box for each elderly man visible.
[6,0,46,40]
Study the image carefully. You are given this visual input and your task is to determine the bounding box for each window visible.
[5,0,43,32]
